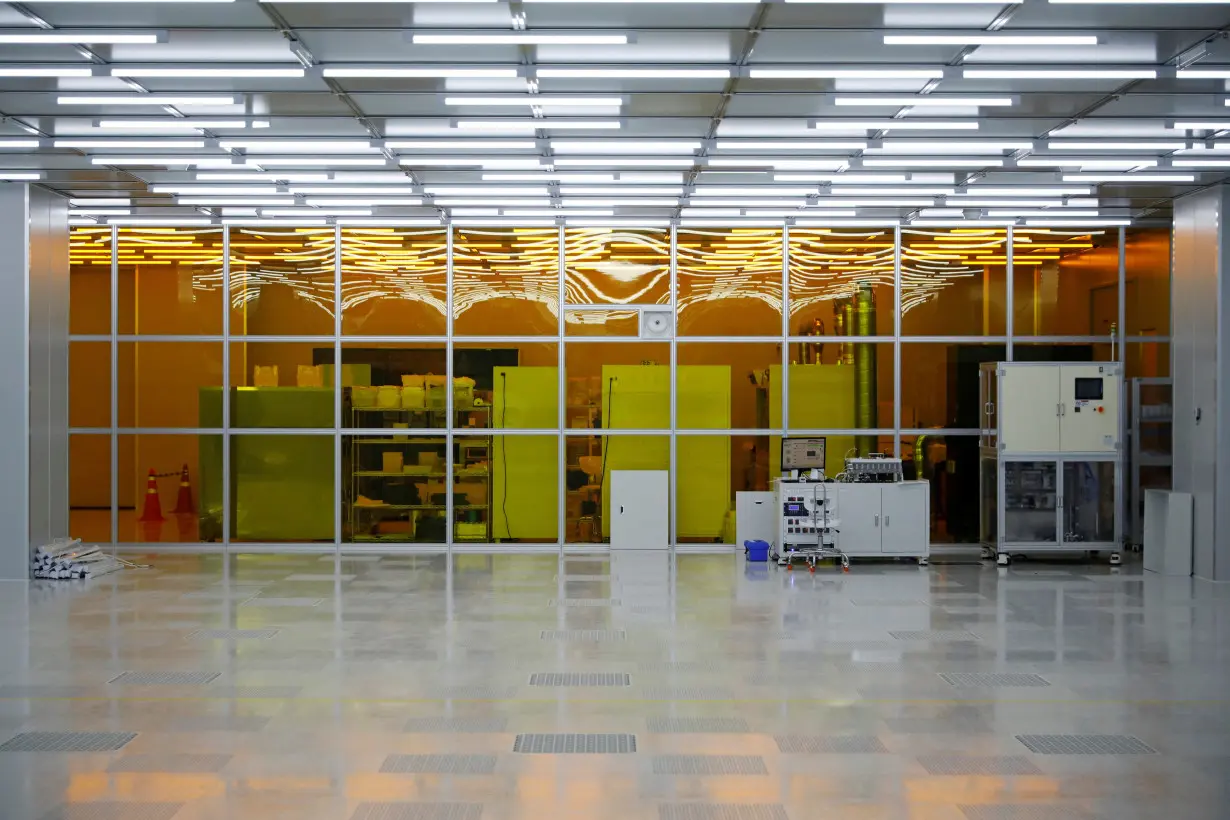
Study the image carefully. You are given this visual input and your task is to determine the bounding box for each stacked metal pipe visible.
[31,538,125,580]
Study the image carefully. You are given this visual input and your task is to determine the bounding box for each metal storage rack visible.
[1129,377,1173,547]
[979,362,1124,567]
[347,403,491,543]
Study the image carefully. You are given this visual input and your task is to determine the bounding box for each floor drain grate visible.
[940,673,1051,688]
[513,733,636,754]
[106,753,232,773]
[540,630,626,642]
[0,732,137,752]
[381,754,497,775]
[349,803,483,820]
[549,598,621,607]
[109,671,220,686]
[404,717,508,733]
[1016,734,1157,755]
[648,717,749,734]
[187,629,279,640]
[36,802,185,820]
[890,630,980,642]
[960,808,1095,820]
[774,735,887,754]
[917,754,1042,775]
[652,755,767,775]
[529,672,630,687]
[643,686,732,700]
[659,806,789,820]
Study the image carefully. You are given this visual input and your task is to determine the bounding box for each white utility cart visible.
[979,362,1123,567]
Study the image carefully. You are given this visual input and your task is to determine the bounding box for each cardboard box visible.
[382,452,404,474]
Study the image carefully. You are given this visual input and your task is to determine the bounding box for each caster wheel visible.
[996,553,1010,568]
[786,564,793,572]
[917,557,929,567]
[809,565,815,574]
[1109,552,1122,566]
[980,547,993,561]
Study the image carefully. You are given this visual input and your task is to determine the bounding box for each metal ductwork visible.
[853,284,877,456]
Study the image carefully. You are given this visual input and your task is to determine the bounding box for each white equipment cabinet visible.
[980,362,1123,567]
[837,482,930,563]
[610,470,669,550]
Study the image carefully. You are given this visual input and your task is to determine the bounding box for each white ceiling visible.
[2,0,1228,227]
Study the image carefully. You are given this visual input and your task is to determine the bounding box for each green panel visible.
[677,436,729,539]
[601,435,669,536]
[602,364,669,428]
[678,365,732,428]
[232,434,334,541]
[492,366,559,540]
[769,365,857,477]
[494,366,558,428]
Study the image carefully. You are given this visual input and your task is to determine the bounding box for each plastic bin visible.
[744,539,770,562]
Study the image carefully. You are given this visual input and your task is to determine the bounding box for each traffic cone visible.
[172,464,194,514]
[138,468,164,522]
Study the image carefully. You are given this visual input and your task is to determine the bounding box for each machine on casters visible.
[772,438,848,572]
[979,362,1124,567]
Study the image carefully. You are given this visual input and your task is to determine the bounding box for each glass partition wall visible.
[68,224,1166,551]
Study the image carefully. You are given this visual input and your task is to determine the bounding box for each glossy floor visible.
[0,552,1227,820]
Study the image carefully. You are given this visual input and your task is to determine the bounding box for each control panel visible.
[776,480,838,549]
[844,455,904,483]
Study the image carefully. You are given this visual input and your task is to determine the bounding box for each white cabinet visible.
[997,363,1120,454]
[835,481,929,559]
[610,470,669,550]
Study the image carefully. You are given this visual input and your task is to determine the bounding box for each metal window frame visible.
[67,223,1139,554]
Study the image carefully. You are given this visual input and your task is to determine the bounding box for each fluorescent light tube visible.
[862,159,1004,167]
[561,198,679,206]
[0,67,93,77]
[0,31,162,44]
[946,199,1065,206]
[1047,141,1186,150]
[435,199,550,206]
[1061,173,1195,182]
[885,35,1097,45]
[715,141,867,150]
[413,34,629,45]
[0,172,42,180]
[965,187,1091,195]
[223,219,327,226]
[812,120,979,131]
[262,208,374,216]
[750,68,943,79]
[70,198,131,206]
[178,198,296,206]
[55,139,205,148]
[59,95,237,106]
[835,97,1013,107]
[1024,221,1132,229]
[306,198,422,206]
[0,139,40,148]
[99,120,250,129]
[827,187,955,195]
[560,187,683,195]
[964,69,1156,79]
[551,141,700,153]
[1172,122,1230,131]
[251,158,389,166]
[538,68,730,78]
[987,210,1101,217]
[815,198,936,207]
[747,209,855,217]
[153,186,280,194]
[554,159,695,167]
[289,187,419,194]
[70,209,131,216]
[325,67,519,78]
[220,140,378,152]
[107,218,214,226]
[1174,159,1230,167]
[685,199,805,206]
[693,187,817,196]
[112,67,304,78]
[707,158,848,169]
[337,219,443,226]
[92,156,238,166]
[387,140,537,149]
[398,158,543,167]
[456,120,621,131]
[566,220,672,227]
[444,97,622,106]
[778,173,909,182]
[425,186,549,195]
[868,141,1032,153]
[908,219,1016,226]
[484,173,616,182]
[197,173,330,181]
[502,209,614,217]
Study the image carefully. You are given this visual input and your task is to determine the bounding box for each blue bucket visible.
[744,539,770,562]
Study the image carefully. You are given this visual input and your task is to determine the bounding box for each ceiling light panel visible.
[455,121,621,131]
[59,96,237,106]
[325,67,520,78]
[111,67,304,78]
[964,69,1157,79]
[812,121,979,131]
[834,97,1013,107]
[538,68,730,78]
[0,67,94,77]
[0,31,163,44]
[444,97,622,107]
[550,141,700,153]
[413,34,630,45]
[749,68,943,79]
[885,35,1098,45]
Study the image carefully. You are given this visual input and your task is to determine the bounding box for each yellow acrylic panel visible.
[677,436,730,540]
[493,366,560,541]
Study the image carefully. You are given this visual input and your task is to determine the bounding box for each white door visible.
[1000,365,1061,452]
[610,470,669,550]
[835,483,883,557]
[1059,364,1119,453]
[881,482,929,556]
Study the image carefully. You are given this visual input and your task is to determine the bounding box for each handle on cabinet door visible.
[885,515,891,527]
[620,506,624,514]
[874,514,880,527]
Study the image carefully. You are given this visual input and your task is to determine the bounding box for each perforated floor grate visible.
[529,672,630,687]
[917,754,1043,775]
[0,732,137,752]
[959,808,1095,820]
[109,671,220,686]
[187,629,280,640]
[404,717,508,733]
[36,802,185,820]
[774,735,887,754]
[890,630,980,642]
[106,753,232,773]
[380,754,497,774]
[648,717,750,733]
[884,717,992,735]
[659,806,789,820]
[239,597,323,607]
[642,686,732,700]
[550,599,621,607]
[540,630,626,642]
[349,803,483,820]
[205,685,302,699]
[941,673,1051,688]
[1016,734,1157,755]
[513,733,636,754]
[652,755,767,775]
